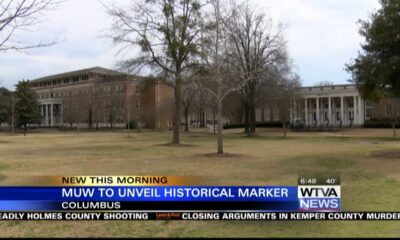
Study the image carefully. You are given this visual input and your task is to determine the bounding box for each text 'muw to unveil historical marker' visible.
[5,175,396,221]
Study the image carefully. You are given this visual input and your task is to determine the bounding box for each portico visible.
[39,99,63,127]
[290,85,365,127]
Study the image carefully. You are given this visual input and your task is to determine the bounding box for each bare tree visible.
[104,0,207,144]
[273,71,301,137]
[0,0,60,52]
[63,90,89,133]
[63,93,75,129]
[195,0,249,154]
[384,100,400,138]
[0,87,15,133]
[181,83,196,132]
[10,92,16,133]
[105,85,124,130]
[224,2,287,137]
[89,80,102,130]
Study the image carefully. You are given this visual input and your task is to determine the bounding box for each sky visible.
[0,0,381,90]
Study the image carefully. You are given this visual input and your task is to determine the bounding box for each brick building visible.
[30,67,173,129]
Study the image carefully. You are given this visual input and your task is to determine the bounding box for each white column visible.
[50,103,54,127]
[353,96,357,125]
[60,104,64,126]
[358,96,363,125]
[293,99,297,121]
[40,105,44,126]
[304,98,308,126]
[340,97,344,126]
[328,97,332,126]
[45,104,49,127]
[316,97,320,126]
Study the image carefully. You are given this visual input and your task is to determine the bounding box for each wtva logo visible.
[298,186,341,211]
[298,186,341,198]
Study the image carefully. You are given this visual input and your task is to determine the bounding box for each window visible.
[136,86,139,94]
[337,112,340,121]
[82,75,89,81]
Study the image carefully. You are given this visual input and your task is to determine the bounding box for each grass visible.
[0,128,400,237]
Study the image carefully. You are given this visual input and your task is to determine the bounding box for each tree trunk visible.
[244,104,250,135]
[11,95,15,134]
[213,106,216,135]
[137,119,141,133]
[249,104,256,136]
[283,122,287,137]
[11,114,15,134]
[88,108,93,129]
[184,109,189,132]
[392,122,397,138]
[127,100,130,138]
[217,97,223,154]
[172,77,182,144]
[261,108,265,122]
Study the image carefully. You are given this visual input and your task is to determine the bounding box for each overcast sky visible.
[0,0,380,90]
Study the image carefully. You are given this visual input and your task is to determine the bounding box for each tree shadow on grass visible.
[197,152,249,159]
[155,143,198,148]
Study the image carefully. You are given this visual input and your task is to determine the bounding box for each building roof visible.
[298,84,359,96]
[30,66,129,83]
[300,83,356,89]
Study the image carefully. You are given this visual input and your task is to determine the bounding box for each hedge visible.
[223,121,285,129]
[363,121,400,128]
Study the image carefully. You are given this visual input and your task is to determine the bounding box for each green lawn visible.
[0,128,399,237]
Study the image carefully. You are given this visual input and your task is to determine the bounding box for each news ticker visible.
[0,176,343,219]
[2,212,400,221]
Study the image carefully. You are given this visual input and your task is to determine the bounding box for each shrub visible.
[223,121,284,129]
[126,121,138,129]
[363,121,400,128]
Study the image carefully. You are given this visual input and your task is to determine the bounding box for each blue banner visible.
[0,186,298,201]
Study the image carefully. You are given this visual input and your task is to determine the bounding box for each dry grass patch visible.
[370,151,400,159]
[0,128,399,237]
